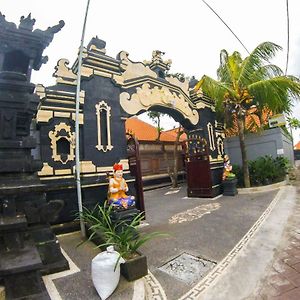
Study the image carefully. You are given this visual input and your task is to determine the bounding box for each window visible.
[57,137,71,155]
[207,123,216,151]
[49,123,75,164]
[95,101,113,152]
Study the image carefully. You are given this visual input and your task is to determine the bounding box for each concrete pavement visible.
[250,169,300,299]
[35,164,300,299]
[193,185,297,300]
[139,184,278,299]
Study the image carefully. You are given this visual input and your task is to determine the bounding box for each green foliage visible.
[232,164,244,187]
[78,203,114,243]
[147,111,166,140]
[287,117,300,130]
[273,156,290,179]
[195,41,300,188]
[249,156,276,185]
[233,156,289,187]
[79,203,168,260]
[196,41,300,125]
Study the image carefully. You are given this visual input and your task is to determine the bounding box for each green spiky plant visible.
[79,202,168,261]
[195,42,300,188]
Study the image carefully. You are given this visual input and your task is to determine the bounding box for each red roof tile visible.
[295,141,300,150]
[125,117,186,142]
[161,128,187,141]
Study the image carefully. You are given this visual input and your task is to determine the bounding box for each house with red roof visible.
[125,117,186,177]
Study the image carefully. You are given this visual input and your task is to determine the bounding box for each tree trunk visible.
[172,127,183,188]
[161,143,175,186]
[237,116,251,188]
[172,146,178,188]
[156,116,162,141]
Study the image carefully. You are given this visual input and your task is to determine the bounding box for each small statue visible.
[152,50,165,61]
[222,154,235,180]
[108,164,135,209]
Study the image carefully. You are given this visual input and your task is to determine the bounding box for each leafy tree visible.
[147,111,185,188]
[287,117,300,130]
[286,116,300,143]
[195,42,300,187]
[147,111,165,141]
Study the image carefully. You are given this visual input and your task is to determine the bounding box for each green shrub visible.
[233,156,289,187]
[249,156,276,186]
[232,164,244,187]
[273,156,289,182]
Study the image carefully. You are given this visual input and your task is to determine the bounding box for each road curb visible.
[237,180,287,194]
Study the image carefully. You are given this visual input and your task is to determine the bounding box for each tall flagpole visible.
[75,0,91,238]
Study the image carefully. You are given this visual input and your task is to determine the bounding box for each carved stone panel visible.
[48,123,75,164]
[120,83,199,125]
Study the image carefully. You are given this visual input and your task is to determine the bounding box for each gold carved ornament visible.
[120,83,199,125]
[48,122,75,164]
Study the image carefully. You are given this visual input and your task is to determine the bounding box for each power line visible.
[201,0,250,55]
[285,0,290,75]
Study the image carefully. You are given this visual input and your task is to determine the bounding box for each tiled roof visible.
[295,141,300,150]
[161,128,187,141]
[125,117,186,142]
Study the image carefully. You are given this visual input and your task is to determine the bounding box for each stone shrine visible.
[0,13,68,299]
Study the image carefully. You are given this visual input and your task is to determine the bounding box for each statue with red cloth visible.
[108,163,135,209]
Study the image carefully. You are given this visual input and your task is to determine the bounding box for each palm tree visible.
[195,42,300,187]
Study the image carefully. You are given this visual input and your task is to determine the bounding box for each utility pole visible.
[75,0,91,238]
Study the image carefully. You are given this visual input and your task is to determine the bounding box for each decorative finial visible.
[45,20,65,35]
[19,13,36,31]
[87,36,106,54]
[0,12,5,22]
[152,50,165,61]
[0,12,16,29]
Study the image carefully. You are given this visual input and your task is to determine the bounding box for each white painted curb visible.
[237,180,287,194]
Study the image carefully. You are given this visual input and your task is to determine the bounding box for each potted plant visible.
[79,203,167,281]
[222,173,238,196]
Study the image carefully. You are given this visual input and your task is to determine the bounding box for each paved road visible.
[140,185,277,299]
[47,183,282,300]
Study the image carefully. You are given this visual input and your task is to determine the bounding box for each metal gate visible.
[127,134,145,214]
[183,136,213,197]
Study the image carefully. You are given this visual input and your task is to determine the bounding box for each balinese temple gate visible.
[35,37,225,223]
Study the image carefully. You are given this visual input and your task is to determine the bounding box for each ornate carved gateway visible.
[35,37,225,222]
